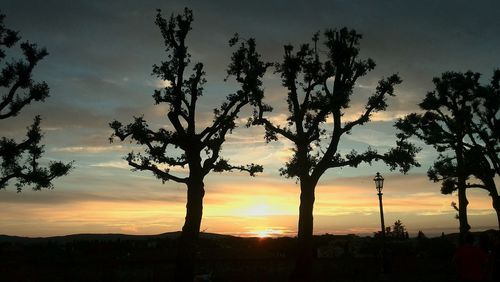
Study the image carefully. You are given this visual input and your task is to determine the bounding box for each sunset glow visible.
[252,228,285,238]
[1,1,499,240]
[1,172,497,237]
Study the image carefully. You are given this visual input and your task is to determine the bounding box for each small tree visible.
[252,28,419,281]
[417,230,427,240]
[0,12,72,191]
[388,219,408,239]
[109,8,268,282]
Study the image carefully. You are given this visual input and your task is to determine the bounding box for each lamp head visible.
[374,172,384,193]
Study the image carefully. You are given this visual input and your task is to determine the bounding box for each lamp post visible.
[374,172,385,238]
[374,172,386,273]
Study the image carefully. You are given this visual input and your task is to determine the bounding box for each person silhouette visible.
[489,231,500,282]
[453,232,489,282]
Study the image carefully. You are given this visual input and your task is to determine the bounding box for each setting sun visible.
[252,228,284,238]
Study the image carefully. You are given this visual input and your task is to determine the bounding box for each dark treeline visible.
[1,231,464,282]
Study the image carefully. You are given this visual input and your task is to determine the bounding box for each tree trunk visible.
[492,194,500,230]
[486,178,500,229]
[476,175,500,230]
[291,178,316,282]
[174,178,205,282]
[456,141,470,243]
[457,181,470,242]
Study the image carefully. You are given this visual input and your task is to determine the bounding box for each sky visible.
[1,0,499,238]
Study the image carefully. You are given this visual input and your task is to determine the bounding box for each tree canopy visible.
[0,12,72,192]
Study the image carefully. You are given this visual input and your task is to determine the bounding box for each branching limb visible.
[343,74,401,134]
[126,152,187,184]
[213,158,263,176]
[0,42,49,119]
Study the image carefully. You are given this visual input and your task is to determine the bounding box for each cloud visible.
[117,224,139,233]
[90,160,129,169]
[53,145,128,153]
[146,78,171,89]
[0,186,186,205]
[417,211,455,216]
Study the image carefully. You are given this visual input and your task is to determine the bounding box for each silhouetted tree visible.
[396,71,500,239]
[109,8,268,282]
[417,230,427,240]
[388,219,408,239]
[425,70,500,229]
[0,12,72,191]
[252,28,420,281]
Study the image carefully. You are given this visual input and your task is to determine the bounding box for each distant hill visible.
[0,231,236,243]
[1,229,496,244]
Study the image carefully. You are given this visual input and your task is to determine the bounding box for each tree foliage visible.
[253,28,419,181]
[0,12,72,192]
[110,9,267,183]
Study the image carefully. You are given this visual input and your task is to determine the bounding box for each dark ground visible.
[0,232,470,281]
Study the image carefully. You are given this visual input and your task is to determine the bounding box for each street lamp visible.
[374,172,387,274]
[374,172,385,238]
